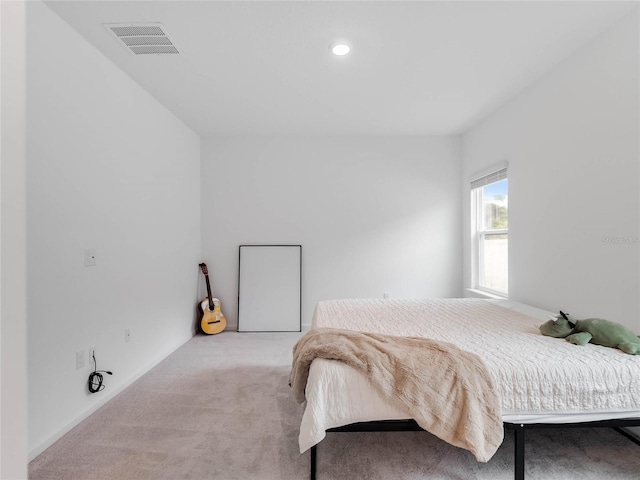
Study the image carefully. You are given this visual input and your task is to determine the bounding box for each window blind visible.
[470,168,507,189]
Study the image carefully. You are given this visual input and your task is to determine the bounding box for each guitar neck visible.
[204,274,214,310]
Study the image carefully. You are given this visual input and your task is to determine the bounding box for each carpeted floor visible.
[29,332,640,479]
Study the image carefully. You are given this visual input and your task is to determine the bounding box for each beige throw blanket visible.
[289,328,503,462]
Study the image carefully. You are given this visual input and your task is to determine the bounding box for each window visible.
[471,168,508,295]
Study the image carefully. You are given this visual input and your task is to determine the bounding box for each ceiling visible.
[44,1,637,137]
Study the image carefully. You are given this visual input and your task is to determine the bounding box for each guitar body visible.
[199,297,226,335]
[198,263,226,335]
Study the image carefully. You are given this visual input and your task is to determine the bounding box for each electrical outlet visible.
[89,346,96,366]
[383,292,391,299]
[76,350,85,369]
[125,329,131,343]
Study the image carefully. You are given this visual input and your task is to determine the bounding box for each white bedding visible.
[299,298,640,453]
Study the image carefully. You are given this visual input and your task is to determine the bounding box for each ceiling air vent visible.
[104,23,180,55]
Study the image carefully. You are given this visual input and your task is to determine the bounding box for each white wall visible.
[1,1,29,477]
[26,2,201,459]
[201,136,462,329]
[462,11,639,329]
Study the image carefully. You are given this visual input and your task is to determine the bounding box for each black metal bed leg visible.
[514,425,525,480]
[310,444,317,480]
[614,427,640,447]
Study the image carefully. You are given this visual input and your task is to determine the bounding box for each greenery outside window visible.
[471,168,508,296]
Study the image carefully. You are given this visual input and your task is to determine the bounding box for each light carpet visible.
[29,332,640,479]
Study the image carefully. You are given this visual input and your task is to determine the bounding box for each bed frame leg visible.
[310,444,317,480]
[514,425,525,480]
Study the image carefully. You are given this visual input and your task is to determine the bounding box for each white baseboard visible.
[465,288,507,300]
[28,334,193,461]
[227,323,310,332]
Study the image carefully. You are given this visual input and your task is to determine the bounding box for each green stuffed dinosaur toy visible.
[539,311,640,355]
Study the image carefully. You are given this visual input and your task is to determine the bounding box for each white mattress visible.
[299,298,640,453]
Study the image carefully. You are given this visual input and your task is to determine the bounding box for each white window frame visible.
[470,166,508,297]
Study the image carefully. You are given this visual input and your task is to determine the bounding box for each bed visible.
[294,298,640,479]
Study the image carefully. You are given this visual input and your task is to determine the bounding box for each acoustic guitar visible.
[198,263,226,335]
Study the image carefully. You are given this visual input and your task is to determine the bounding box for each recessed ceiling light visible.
[330,43,351,56]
